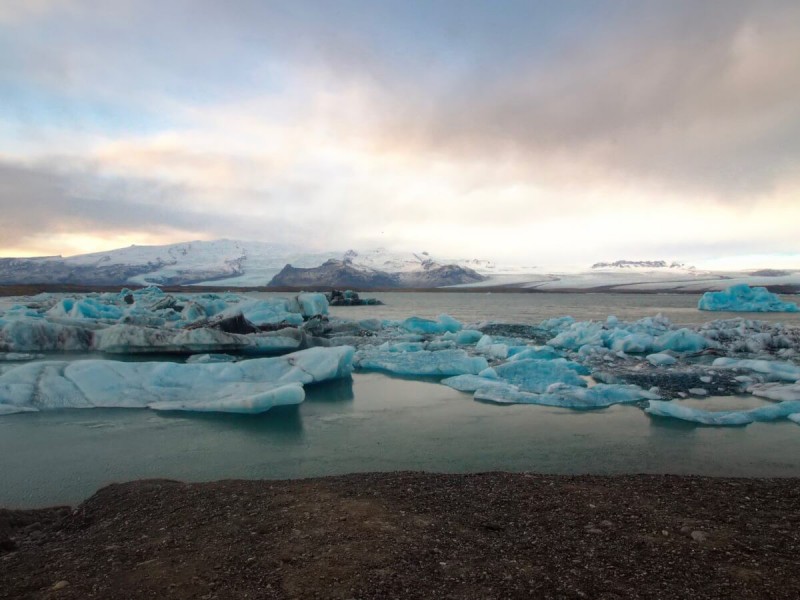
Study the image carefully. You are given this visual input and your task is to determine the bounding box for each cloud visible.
[1,1,799,265]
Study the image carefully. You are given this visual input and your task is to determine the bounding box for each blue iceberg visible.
[475,382,659,408]
[712,358,800,382]
[490,358,588,392]
[355,349,488,376]
[400,315,463,335]
[0,346,353,415]
[698,284,799,312]
[645,399,800,426]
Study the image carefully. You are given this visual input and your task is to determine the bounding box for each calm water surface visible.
[2,292,799,507]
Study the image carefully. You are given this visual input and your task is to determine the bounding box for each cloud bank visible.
[1,0,799,267]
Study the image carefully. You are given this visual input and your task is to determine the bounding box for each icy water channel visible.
[2,292,800,507]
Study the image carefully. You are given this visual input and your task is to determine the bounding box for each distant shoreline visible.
[2,283,799,297]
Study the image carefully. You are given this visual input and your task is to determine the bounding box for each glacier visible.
[0,346,353,415]
[698,284,799,312]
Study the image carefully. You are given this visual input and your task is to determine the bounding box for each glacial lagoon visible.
[2,291,800,507]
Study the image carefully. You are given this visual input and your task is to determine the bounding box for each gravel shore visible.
[2,472,799,599]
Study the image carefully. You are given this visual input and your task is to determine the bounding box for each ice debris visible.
[645,399,800,426]
[355,349,488,376]
[0,288,330,354]
[488,359,588,393]
[698,284,799,312]
[400,314,462,335]
[712,358,800,382]
[0,346,353,415]
[474,382,659,408]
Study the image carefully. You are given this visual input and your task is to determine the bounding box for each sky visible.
[1,0,799,270]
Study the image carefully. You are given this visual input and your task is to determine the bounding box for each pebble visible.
[691,531,708,543]
[51,580,70,591]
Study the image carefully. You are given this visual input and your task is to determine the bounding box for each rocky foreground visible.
[1,473,799,599]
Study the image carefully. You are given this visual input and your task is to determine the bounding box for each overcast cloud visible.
[1,0,798,267]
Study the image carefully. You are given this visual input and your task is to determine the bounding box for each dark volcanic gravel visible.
[2,473,799,599]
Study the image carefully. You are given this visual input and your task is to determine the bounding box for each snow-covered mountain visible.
[0,241,493,287]
[1,243,798,292]
[591,260,695,271]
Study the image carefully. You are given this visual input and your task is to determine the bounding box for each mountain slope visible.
[0,241,489,287]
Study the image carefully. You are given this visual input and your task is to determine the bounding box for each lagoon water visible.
[2,292,800,507]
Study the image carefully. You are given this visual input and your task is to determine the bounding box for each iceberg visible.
[0,346,353,415]
[474,382,658,408]
[645,399,800,426]
[288,293,329,318]
[442,329,484,345]
[490,358,587,393]
[698,284,799,312]
[440,374,510,392]
[400,315,463,335]
[646,353,677,366]
[748,382,800,402]
[94,324,306,355]
[356,348,488,376]
[712,358,800,382]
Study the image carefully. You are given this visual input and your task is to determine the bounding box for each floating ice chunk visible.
[289,293,329,317]
[356,349,488,376]
[507,345,562,361]
[491,359,587,393]
[93,324,305,355]
[0,319,94,353]
[712,358,800,382]
[185,353,238,364]
[698,284,799,312]
[548,321,604,350]
[0,346,353,414]
[475,337,510,360]
[401,315,462,335]
[748,382,800,402]
[148,383,305,414]
[789,414,800,425]
[46,298,125,321]
[645,399,800,425]
[440,374,510,392]
[646,353,677,366]
[442,329,484,345]
[379,341,426,353]
[539,316,575,332]
[653,329,708,353]
[688,388,708,396]
[219,299,304,326]
[475,382,658,408]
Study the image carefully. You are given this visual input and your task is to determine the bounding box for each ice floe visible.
[645,399,800,426]
[0,346,353,415]
[355,348,488,376]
